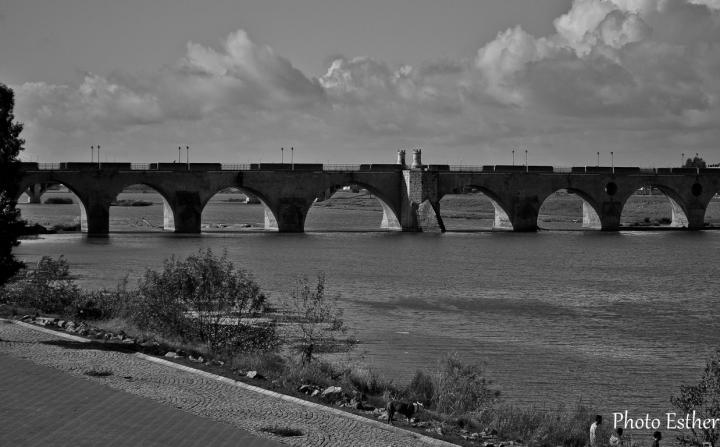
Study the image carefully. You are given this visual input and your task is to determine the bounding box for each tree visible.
[0,84,25,285]
[671,349,720,447]
[684,155,707,168]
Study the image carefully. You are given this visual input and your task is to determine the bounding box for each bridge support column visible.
[171,191,202,233]
[508,196,540,232]
[399,167,444,232]
[84,196,110,236]
[598,201,622,231]
[26,184,48,204]
[268,198,312,232]
[685,206,707,230]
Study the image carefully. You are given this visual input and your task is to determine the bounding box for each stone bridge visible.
[16,150,720,235]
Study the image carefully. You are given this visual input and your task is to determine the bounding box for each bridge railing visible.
[131,163,150,170]
[323,164,361,172]
[38,163,61,170]
[449,165,486,172]
[221,164,252,171]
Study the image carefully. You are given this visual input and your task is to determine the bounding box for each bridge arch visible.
[619,183,690,228]
[200,185,278,231]
[15,179,89,232]
[537,188,603,230]
[438,185,514,231]
[108,183,176,232]
[306,182,402,231]
[703,190,720,227]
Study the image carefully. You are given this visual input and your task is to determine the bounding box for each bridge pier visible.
[263,198,313,232]
[685,206,708,230]
[597,201,622,231]
[26,183,48,204]
[170,191,202,233]
[84,196,110,236]
[507,196,540,232]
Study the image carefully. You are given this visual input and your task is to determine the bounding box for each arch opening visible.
[305,183,400,232]
[201,187,273,232]
[109,184,175,232]
[619,185,687,228]
[16,182,87,232]
[439,186,512,231]
[704,192,720,227]
[537,189,601,230]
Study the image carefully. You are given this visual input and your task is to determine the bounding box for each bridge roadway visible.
[16,161,720,235]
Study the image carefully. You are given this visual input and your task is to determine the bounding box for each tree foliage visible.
[671,349,720,447]
[0,84,25,285]
[132,249,276,353]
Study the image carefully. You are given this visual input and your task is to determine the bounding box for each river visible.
[12,191,720,417]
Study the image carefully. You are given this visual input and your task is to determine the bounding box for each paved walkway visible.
[0,352,282,447]
[0,320,456,447]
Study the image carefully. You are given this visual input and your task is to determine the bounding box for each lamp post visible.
[610,151,614,173]
[91,145,94,163]
[178,146,181,164]
[186,146,189,170]
[681,152,685,168]
[97,144,101,169]
[525,149,528,172]
[281,147,284,164]
[512,149,515,166]
[597,151,600,167]
[291,146,294,170]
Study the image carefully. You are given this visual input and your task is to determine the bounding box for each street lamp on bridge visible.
[611,151,614,173]
[512,149,515,166]
[597,151,600,167]
[186,146,190,170]
[281,147,284,164]
[97,144,101,169]
[291,146,294,170]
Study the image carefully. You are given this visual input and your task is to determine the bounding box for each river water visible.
[13,191,720,417]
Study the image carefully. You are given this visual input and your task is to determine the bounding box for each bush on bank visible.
[131,249,277,354]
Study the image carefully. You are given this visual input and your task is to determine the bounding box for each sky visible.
[2,0,719,166]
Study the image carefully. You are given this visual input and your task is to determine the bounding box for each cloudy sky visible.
[2,0,719,166]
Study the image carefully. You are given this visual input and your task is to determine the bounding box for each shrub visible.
[671,349,720,447]
[433,352,500,416]
[130,249,275,354]
[477,404,592,447]
[407,370,435,406]
[0,256,80,313]
[281,273,349,364]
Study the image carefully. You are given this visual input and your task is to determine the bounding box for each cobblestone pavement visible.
[0,320,457,447]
